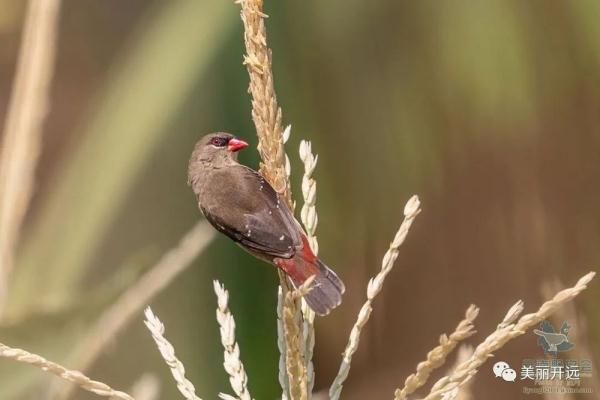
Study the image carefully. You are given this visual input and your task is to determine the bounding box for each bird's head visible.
[188,132,249,188]
[191,132,249,164]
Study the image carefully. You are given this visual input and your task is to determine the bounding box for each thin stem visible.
[0,0,62,315]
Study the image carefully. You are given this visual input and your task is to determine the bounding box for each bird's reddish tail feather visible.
[274,238,345,315]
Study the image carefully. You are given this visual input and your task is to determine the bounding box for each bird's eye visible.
[210,137,228,147]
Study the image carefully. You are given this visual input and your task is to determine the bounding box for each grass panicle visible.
[423,271,595,400]
[298,138,319,396]
[213,281,252,400]
[236,0,291,203]
[235,0,299,362]
[329,195,421,400]
[235,3,305,399]
[0,342,134,400]
[144,307,202,400]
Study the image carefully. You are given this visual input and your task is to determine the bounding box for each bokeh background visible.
[0,0,599,399]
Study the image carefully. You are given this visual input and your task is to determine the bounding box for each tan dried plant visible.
[0,342,134,400]
[419,272,595,400]
[395,305,480,400]
[298,138,319,397]
[213,281,253,400]
[0,0,61,315]
[236,0,291,202]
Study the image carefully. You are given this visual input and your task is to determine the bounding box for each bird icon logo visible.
[533,320,575,356]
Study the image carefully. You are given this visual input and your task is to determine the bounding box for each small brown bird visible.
[188,132,345,315]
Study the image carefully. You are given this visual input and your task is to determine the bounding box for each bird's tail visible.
[300,258,345,316]
[276,252,345,316]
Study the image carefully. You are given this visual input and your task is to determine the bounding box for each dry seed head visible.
[0,341,135,400]
[144,307,202,400]
[394,305,479,400]
[329,196,421,400]
[422,271,596,400]
[213,281,252,400]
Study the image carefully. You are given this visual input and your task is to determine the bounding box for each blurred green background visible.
[0,0,599,399]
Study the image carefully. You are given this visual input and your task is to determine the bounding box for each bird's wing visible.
[200,165,301,258]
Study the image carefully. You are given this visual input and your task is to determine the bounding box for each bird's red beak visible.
[228,138,248,152]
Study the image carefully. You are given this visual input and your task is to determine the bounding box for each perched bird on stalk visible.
[188,132,345,315]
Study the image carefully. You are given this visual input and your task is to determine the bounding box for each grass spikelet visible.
[298,138,319,396]
[299,139,319,253]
